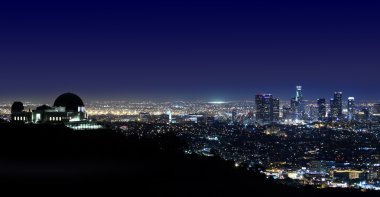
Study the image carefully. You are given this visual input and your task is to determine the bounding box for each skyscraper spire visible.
[295,85,304,120]
[296,86,302,103]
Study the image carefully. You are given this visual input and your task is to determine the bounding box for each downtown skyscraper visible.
[255,94,279,125]
[290,86,304,121]
[317,98,327,120]
[347,97,355,121]
[330,92,343,120]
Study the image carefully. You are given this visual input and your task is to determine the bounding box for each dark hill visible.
[0,123,377,196]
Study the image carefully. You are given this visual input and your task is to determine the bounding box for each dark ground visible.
[0,123,377,196]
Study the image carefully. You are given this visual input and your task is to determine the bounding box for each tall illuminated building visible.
[290,98,297,111]
[166,110,172,123]
[294,85,304,120]
[256,94,272,124]
[347,97,355,120]
[255,94,279,125]
[296,86,303,105]
[330,92,343,120]
[273,98,280,122]
[231,108,237,123]
[335,92,343,118]
[317,98,326,120]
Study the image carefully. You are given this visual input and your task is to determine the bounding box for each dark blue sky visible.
[1,0,380,102]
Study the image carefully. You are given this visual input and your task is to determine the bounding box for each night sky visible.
[1,1,380,102]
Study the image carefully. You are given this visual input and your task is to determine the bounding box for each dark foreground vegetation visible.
[0,123,377,196]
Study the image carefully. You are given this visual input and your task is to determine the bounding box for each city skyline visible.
[1,86,379,104]
[1,1,380,101]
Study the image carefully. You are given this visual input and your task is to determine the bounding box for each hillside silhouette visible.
[0,123,377,196]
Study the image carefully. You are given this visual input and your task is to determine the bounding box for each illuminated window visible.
[36,114,41,121]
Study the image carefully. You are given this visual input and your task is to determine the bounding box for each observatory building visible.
[11,93,102,130]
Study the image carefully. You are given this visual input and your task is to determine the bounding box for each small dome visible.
[54,93,84,112]
[11,102,24,113]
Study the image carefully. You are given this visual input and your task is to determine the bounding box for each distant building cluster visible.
[118,120,380,191]
[255,85,378,125]
[2,86,380,129]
